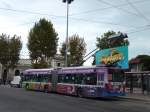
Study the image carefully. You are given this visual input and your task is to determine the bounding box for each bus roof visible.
[57,66,108,74]
[59,65,121,70]
[22,66,122,75]
[23,68,53,75]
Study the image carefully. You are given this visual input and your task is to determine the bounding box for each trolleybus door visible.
[51,70,58,92]
[97,72,105,87]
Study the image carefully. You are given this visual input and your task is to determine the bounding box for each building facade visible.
[0,55,64,82]
[125,57,150,94]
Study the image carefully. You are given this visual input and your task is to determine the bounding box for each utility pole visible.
[62,0,74,67]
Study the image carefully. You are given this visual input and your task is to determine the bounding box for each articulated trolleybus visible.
[22,66,126,97]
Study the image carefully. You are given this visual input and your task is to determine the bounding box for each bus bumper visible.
[101,91,126,97]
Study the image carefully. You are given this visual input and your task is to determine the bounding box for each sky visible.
[0,0,150,66]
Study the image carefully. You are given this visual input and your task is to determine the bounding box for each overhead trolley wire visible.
[126,0,150,23]
[0,7,66,19]
[96,0,150,21]
[70,0,149,16]
[0,21,35,29]
[127,26,150,34]
[0,7,138,29]
[0,1,149,30]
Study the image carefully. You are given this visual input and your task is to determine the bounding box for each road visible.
[0,85,150,112]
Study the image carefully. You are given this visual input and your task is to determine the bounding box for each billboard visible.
[95,46,128,69]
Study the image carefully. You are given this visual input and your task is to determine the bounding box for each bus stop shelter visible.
[125,71,150,95]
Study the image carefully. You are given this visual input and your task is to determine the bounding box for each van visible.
[10,76,21,88]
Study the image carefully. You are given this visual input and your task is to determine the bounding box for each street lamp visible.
[62,0,74,67]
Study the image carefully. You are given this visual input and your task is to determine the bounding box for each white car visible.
[10,76,21,88]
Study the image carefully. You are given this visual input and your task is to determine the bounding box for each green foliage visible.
[96,31,129,49]
[28,18,58,68]
[60,34,86,66]
[0,34,22,69]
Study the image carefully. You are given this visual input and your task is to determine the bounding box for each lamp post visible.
[62,0,74,67]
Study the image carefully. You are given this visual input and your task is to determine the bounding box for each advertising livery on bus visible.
[21,66,126,97]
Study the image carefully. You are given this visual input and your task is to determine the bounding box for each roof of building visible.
[129,58,140,64]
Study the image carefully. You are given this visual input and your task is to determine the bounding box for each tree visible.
[92,31,129,65]
[60,34,86,66]
[96,31,129,49]
[0,34,22,68]
[0,34,22,83]
[27,18,58,68]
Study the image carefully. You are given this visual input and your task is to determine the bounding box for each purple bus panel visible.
[57,68,95,74]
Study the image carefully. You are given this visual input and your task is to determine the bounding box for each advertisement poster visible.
[95,46,128,69]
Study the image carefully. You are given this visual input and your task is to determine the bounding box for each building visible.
[125,57,150,94]
[129,58,142,72]
[51,54,65,68]
[0,55,64,82]
[0,59,32,82]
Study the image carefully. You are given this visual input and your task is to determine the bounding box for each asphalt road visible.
[0,85,150,112]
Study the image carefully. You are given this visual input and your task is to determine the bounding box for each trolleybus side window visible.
[58,73,97,85]
[64,74,70,83]
[24,75,30,81]
[41,75,52,82]
[31,75,37,82]
[37,75,42,82]
[75,74,83,84]
[58,75,64,83]
[24,75,37,82]
[64,74,75,84]
[58,74,75,84]
[84,73,97,85]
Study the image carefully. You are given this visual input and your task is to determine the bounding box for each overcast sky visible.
[0,0,150,66]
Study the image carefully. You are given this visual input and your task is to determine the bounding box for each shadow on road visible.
[84,97,122,102]
[48,92,122,102]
